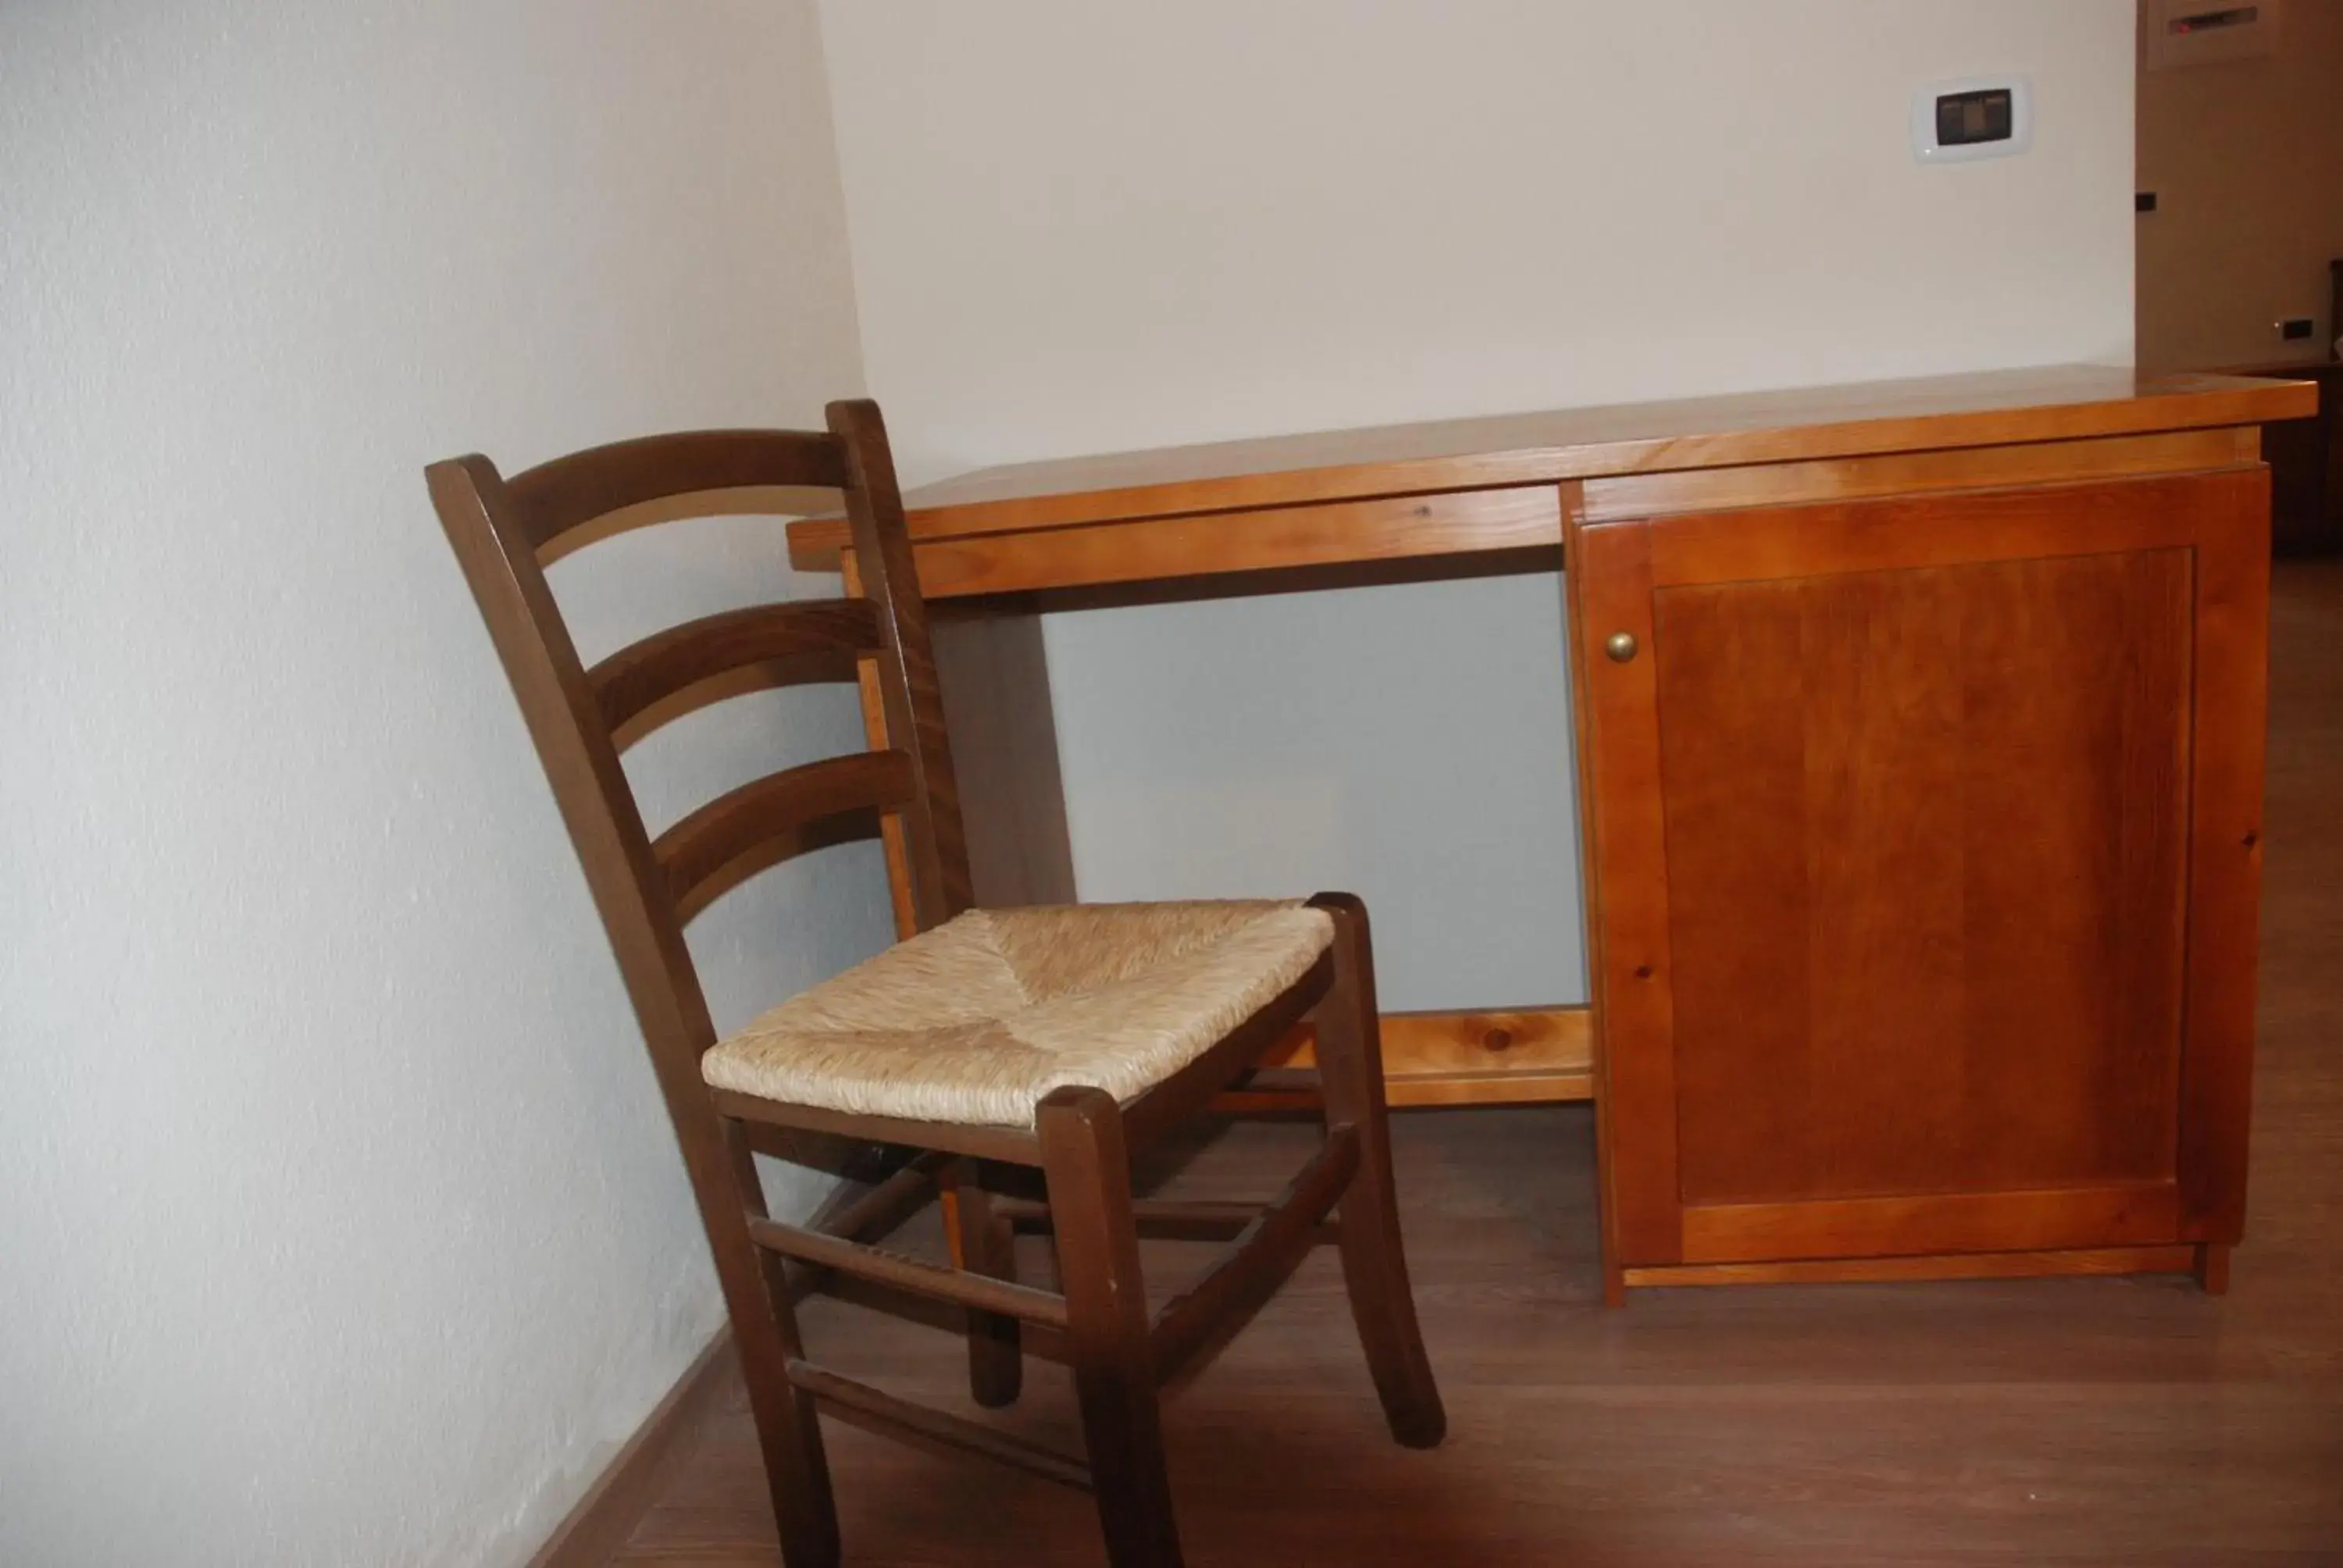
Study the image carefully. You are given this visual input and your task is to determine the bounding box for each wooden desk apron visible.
[788,365,2313,1293]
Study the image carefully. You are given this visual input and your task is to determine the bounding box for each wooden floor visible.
[615,561,2343,1566]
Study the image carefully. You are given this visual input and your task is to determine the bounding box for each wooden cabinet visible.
[1565,470,2270,1292]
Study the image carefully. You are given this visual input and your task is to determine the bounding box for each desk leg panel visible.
[929,604,1079,909]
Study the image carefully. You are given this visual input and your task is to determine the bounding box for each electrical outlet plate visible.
[1912,75,2034,165]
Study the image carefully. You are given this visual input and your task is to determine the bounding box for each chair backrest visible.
[426,400,972,1116]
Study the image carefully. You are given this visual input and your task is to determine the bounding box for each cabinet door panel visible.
[1656,549,2192,1206]
[1570,469,2269,1270]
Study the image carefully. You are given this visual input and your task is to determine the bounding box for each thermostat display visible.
[1912,75,2034,164]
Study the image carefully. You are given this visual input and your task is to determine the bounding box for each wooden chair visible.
[425,401,1445,1568]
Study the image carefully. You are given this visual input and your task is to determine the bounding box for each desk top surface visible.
[887,365,2314,538]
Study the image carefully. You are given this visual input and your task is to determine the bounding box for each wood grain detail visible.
[1381,1071,1592,1109]
[1263,1007,1593,1102]
[894,486,1562,598]
[1653,548,2195,1209]
[1621,1243,2200,1290]
[654,750,915,924]
[1680,1183,2182,1264]
[839,549,919,940]
[590,599,879,752]
[1580,428,2256,524]
[1646,470,2218,586]
[929,604,1079,907]
[511,428,847,556]
[2176,469,2270,1242]
[1562,516,1684,1267]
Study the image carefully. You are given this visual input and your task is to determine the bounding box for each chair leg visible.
[713,1126,841,1568]
[1307,893,1448,1449]
[943,1160,1024,1407]
[1036,1086,1185,1568]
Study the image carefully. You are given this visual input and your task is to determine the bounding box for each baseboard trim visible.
[523,1165,930,1566]
[526,1327,738,1568]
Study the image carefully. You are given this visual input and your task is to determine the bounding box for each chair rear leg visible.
[712,1125,842,1567]
[1036,1087,1185,1568]
[1307,893,1447,1449]
[943,1160,1024,1406]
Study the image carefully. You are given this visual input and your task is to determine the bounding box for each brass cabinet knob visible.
[1604,631,1639,663]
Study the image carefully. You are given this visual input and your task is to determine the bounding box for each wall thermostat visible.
[1911,75,2033,164]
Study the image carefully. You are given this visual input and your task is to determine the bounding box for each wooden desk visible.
[790,365,2314,1293]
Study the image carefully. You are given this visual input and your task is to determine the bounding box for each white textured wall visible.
[818,0,2138,1009]
[0,5,891,1565]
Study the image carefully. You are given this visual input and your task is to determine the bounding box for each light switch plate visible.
[1912,75,2034,164]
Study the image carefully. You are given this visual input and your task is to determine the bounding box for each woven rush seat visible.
[703,900,1334,1128]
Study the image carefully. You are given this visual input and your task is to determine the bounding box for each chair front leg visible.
[1036,1086,1185,1568]
[942,1160,1024,1407]
[711,1123,842,1567]
[1307,893,1447,1449]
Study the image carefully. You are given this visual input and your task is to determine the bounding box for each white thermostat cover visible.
[1911,74,2034,164]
